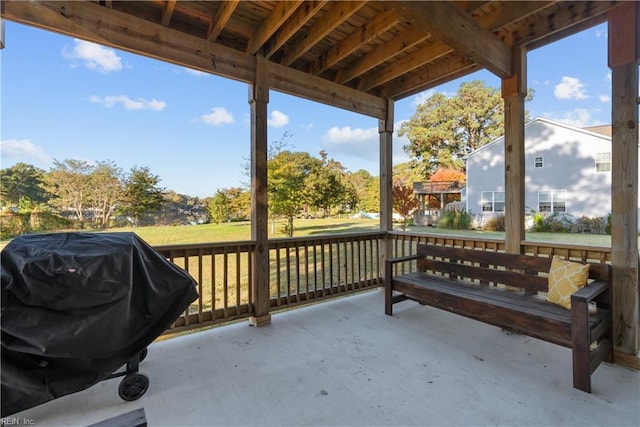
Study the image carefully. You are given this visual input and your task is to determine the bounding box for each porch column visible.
[501,46,527,254]
[380,99,394,273]
[609,2,639,357]
[249,55,271,326]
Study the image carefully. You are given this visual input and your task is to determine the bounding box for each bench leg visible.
[384,262,393,316]
[571,299,592,393]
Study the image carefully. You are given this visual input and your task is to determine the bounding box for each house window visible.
[538,190,566,213]
[534,156,544,168]
[595,152,611,172]
[481,191,505,212]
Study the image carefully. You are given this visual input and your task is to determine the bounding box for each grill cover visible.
[1,232,198,417]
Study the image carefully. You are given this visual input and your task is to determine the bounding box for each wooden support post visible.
[609,2,639,356]
[501,46,527,255]
[380,99,394,276]
[249,55,271,327]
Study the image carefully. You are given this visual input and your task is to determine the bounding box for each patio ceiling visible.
[1,1,623,118]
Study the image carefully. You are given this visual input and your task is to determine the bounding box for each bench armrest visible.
[385,254,422,266]
[571,280,609,304]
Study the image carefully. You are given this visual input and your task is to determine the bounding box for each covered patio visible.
[1,1,638,423]
[9,290,640,426]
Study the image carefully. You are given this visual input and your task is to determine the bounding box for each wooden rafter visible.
[280,1,365,66]
[311,9,402,75]
[387,1,512,78]
[361,1,552,94]
[246,0,303,55]
[263,0,328,59]
[207,0,239,42]
[161,0,176,27]
[336,27,429,85]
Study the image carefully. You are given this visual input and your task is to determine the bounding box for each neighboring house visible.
[464,117,636,229]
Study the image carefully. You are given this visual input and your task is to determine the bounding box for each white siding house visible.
[464,117,636,228]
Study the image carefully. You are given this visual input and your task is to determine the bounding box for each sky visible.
[0,20,613,199]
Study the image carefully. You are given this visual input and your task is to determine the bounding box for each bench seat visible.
[385,244,613,393]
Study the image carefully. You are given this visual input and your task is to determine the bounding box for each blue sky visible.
[1,21,612,198]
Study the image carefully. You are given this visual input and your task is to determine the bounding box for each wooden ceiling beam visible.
[263,0,327,59]
[360,1,552,92]
[1,0,386,119]
[336,27,429,85]
[246,0,303,55]
[311,9,402,75]
[161,0,176,27]
[386,1,512,78]
[280,1,365,67]
[383,54,478,100]
[207,0,239,42]
[504,1,620,50]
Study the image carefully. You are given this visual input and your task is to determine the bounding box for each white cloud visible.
[321,125,408,165]
[599,94,611,103]
[411,89,436,107]
[185,68,208,77]
[554,76,588,100]
[0,139,52,165]
[90,95,166,111]
[63,39,123,73]
[552,108,603,128]
[200,107,235,126]
[268,110,289,128]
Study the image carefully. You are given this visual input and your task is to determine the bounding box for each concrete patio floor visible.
[7,289,640,427]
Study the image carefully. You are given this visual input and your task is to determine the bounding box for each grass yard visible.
[0,217,615,248]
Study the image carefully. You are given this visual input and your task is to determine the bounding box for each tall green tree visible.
[344,169,376,212]
[306,151,349,217]
[268,150,317,236]
[88,160,125,228]
[0,163,48,209]
[123,166,164,227]
[208,189,231,225]
[45,159,93,226]
[399,80,505,177]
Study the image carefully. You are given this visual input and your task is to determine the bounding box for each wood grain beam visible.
[386,1,511,78]
[365,1,551,94]
[280,1,365,66]
[336,27,429,84]
[1,0,386,119]
[207,0,239,42]
[381,54,477,99]
[263,0,327,59]
[161,0,176,27]
[246,0,303,55]
[503,1,619,50]
[310,9,402,75]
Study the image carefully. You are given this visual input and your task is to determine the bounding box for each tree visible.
[430,167,466,185]
[399,80,506,177]
[306,151,349,217]
[344,169,377,213]
[208,189,231,225]
[123,166,164,226]
[392,180,419,231]
[88,160,124,228]
[0,163,48,209]
[268,150,317,236]
[45,159,93,226]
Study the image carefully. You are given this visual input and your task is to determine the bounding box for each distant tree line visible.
[0,160,179,238]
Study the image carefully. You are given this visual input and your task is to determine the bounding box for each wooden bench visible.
[385,244,613,393]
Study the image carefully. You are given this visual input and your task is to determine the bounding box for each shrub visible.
[529,212,573,233]
[438,210,472,230]
[484,215,505,231]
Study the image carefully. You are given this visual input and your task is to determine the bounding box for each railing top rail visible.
[268,230,385,246]
[154,240,256,252]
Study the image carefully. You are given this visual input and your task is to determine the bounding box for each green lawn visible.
[0,218,615,248]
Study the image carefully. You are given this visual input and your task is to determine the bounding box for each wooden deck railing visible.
[156,231,385,334]
[155,230,611,334]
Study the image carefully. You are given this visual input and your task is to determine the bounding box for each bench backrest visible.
[416,244,610,294]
